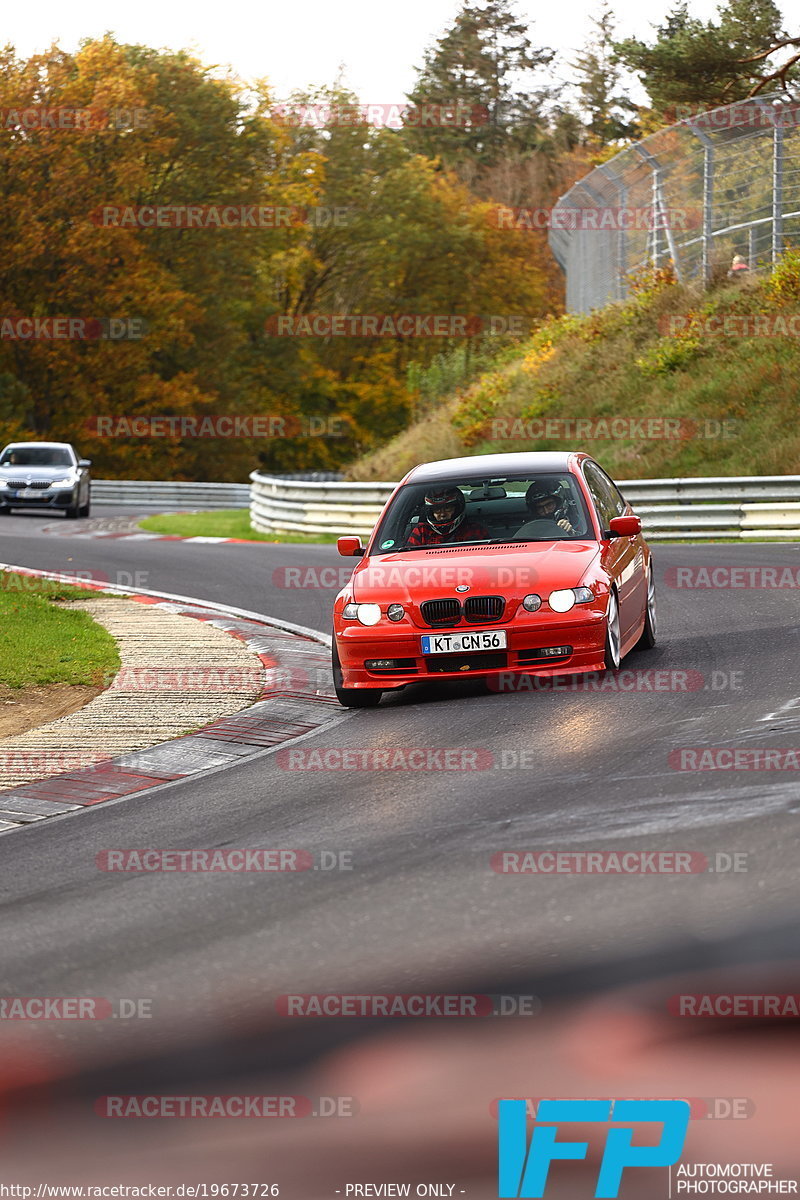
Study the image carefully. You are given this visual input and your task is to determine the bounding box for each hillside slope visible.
[347,259,800,481]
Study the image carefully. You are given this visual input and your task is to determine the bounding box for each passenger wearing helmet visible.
[406,486,488,546]
[516,482,576,538]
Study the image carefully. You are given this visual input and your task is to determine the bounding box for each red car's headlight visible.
[549,587,594,612]
[342,602,382,626]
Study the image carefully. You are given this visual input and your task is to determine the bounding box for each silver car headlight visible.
[50,477,75,488]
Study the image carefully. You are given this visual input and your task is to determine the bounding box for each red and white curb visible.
[42,529,260,544]
[0,566,345,834]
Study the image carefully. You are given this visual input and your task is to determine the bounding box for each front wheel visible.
[79,490,91,518]
[603,588,621,671]
[332,637,382,708]
[634,563,657,650]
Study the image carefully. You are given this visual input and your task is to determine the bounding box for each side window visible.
[583,463,624,528]
[595,465,627,516]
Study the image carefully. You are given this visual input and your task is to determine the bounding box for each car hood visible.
[351,541,601,604]
[0,465,76,480]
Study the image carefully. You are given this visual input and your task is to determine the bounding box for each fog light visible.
[366,659,398,669]
[522,593,542,612]
[387,603,405,621]
[540,645,571,657]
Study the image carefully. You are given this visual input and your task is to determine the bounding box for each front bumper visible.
[0,487,78,509]
[335,609,608,690]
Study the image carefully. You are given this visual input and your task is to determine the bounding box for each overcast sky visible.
[3,0,789,104]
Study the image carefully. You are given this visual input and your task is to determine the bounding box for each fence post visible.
[687,123,714,285]
[773,111,784,264]
[635,144,683,281]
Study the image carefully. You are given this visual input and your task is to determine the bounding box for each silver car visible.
[0,441,92,518]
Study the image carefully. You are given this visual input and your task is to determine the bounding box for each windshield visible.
[0,446,73,467]
[370,473,594,554]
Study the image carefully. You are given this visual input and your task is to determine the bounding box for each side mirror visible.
[607,515,642,538]
[337,536,364,558]
[78,459,92,468]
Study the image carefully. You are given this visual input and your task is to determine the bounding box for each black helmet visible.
[423,486,466,535]
[525,482,562,519]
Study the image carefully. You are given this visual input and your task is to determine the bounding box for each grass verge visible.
[347,257,800,482]
[138,509,340,543]
[0,573,121,689]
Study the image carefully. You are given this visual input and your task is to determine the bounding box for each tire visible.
[65,502,79,519]
[634,563,657,651]
[79,489,91,518]
[332,637,382,708]
[603,587,622,671]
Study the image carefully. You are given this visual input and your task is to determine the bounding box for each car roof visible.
[403,452,584,485]
[1,441,75,451]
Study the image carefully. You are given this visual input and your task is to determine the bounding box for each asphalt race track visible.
[0,506,798,1022]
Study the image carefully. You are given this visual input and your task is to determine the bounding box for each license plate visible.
[421,630,508,654]
[19,488,42,499]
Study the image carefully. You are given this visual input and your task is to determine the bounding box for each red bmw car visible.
[332,452,656,707]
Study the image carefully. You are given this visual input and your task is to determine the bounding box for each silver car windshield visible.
[0,447,73,467]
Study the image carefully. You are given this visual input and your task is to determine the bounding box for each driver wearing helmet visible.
[517,482,576,536]
[406,486,488,546]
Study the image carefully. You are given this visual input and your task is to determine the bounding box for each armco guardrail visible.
[94,474,341,511]
[250,472,396,536]
[250,471,800,541]
[95,480,250,510]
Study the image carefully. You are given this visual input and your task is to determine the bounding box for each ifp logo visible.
[498,1099,690,1197]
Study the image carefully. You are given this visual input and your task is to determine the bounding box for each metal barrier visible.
[548,91,800,313]
[250,471,800,541]
[94,480,250,510]
[93,474,341,511]
[250,472,395,536]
